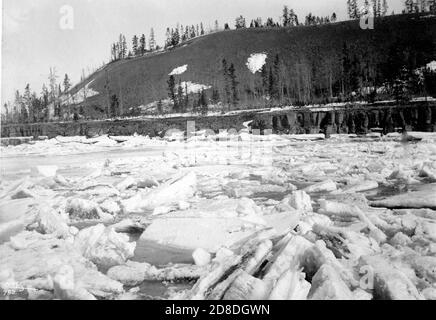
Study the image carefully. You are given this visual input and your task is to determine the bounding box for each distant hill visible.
[70,13,436,119]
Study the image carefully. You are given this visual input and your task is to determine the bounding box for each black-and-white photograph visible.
[0,0,436,304]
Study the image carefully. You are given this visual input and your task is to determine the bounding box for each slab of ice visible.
[304,180,337,193]
[138,217,259,252]
[370,184,436,209]
[31,166,58,178]
[122,172,197,213]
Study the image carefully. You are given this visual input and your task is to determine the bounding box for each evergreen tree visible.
[224,23,230,30]
[377,0,382,16]
[222,59,231,107]
[282,6,290,27]
[211,88,220,104]
[348,0,359,19]
[235,15,246,28]
[261,64,269,95]
[167,75,176,111]
[140,34,146,55]
[132,35,139,56]
[200,23,205,35]
[405,0,414,13]
[228,63,239,108]
[23,84,32,121]
[165,28,172,48]
[157,100,163,114]
[382,0,389,16]
[429,0,436,13]
[118,34,127,59]
[171,27,180,46]
[289,9,298,26]
[149,28,156,51]
[266,17,275,27]
[331,12,337,22]
[63,74,71,93]
[176,79,184,112]
[198,90,208,115]
[111,43,118,61]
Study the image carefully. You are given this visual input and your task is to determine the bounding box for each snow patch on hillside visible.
[169,65,188,76]
[177,81,211,95]
[62,80,99,105]
[427,61,436,72]
[246,53,267,74]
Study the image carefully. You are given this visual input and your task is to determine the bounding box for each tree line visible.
[3,1,436,123]
[1,69,80,124]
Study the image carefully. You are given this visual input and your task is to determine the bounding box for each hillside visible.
[71,13,436,119]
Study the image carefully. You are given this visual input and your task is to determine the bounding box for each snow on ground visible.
[427,61,436,72]
[62,80,100,105]
[246,53,267,74]
[1,131,436,300]
[169,64,188,76]
[177,81,212,95]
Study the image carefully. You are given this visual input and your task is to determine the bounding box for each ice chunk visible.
[268,269,311,300]
[304,180,337,193]
[359,255,424,300]
[389,232,412,247]
[137,176,159,188]
[31,166,58,178]
[66,198,108,220]
[287,190,313,211]
[178,201,191,210]
[111,219,145,234]
[419,166,436,182]
[236,198,262,216]
[53,265,96,300]
[223,271,269,300]
[74,224,136,269]
[370,184,436,210]
[116,177,136,191]
[139,217,258,252]
[308,264,354,300]
[343,180,378,193]
[122,172,197,212]
[264,235,313,283]
[192,248,211,267]
[33,207,71,238]
[99,199,121,216]
[107,261,154,286]
[0,232,124,298]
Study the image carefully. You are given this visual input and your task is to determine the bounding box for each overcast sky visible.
[1,0,404,105]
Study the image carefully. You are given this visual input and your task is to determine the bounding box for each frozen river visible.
[1,133,436,300]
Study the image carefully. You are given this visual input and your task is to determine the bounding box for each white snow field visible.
[1,131,436,300]
[246,53,267,74]
[169,64,188,76]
